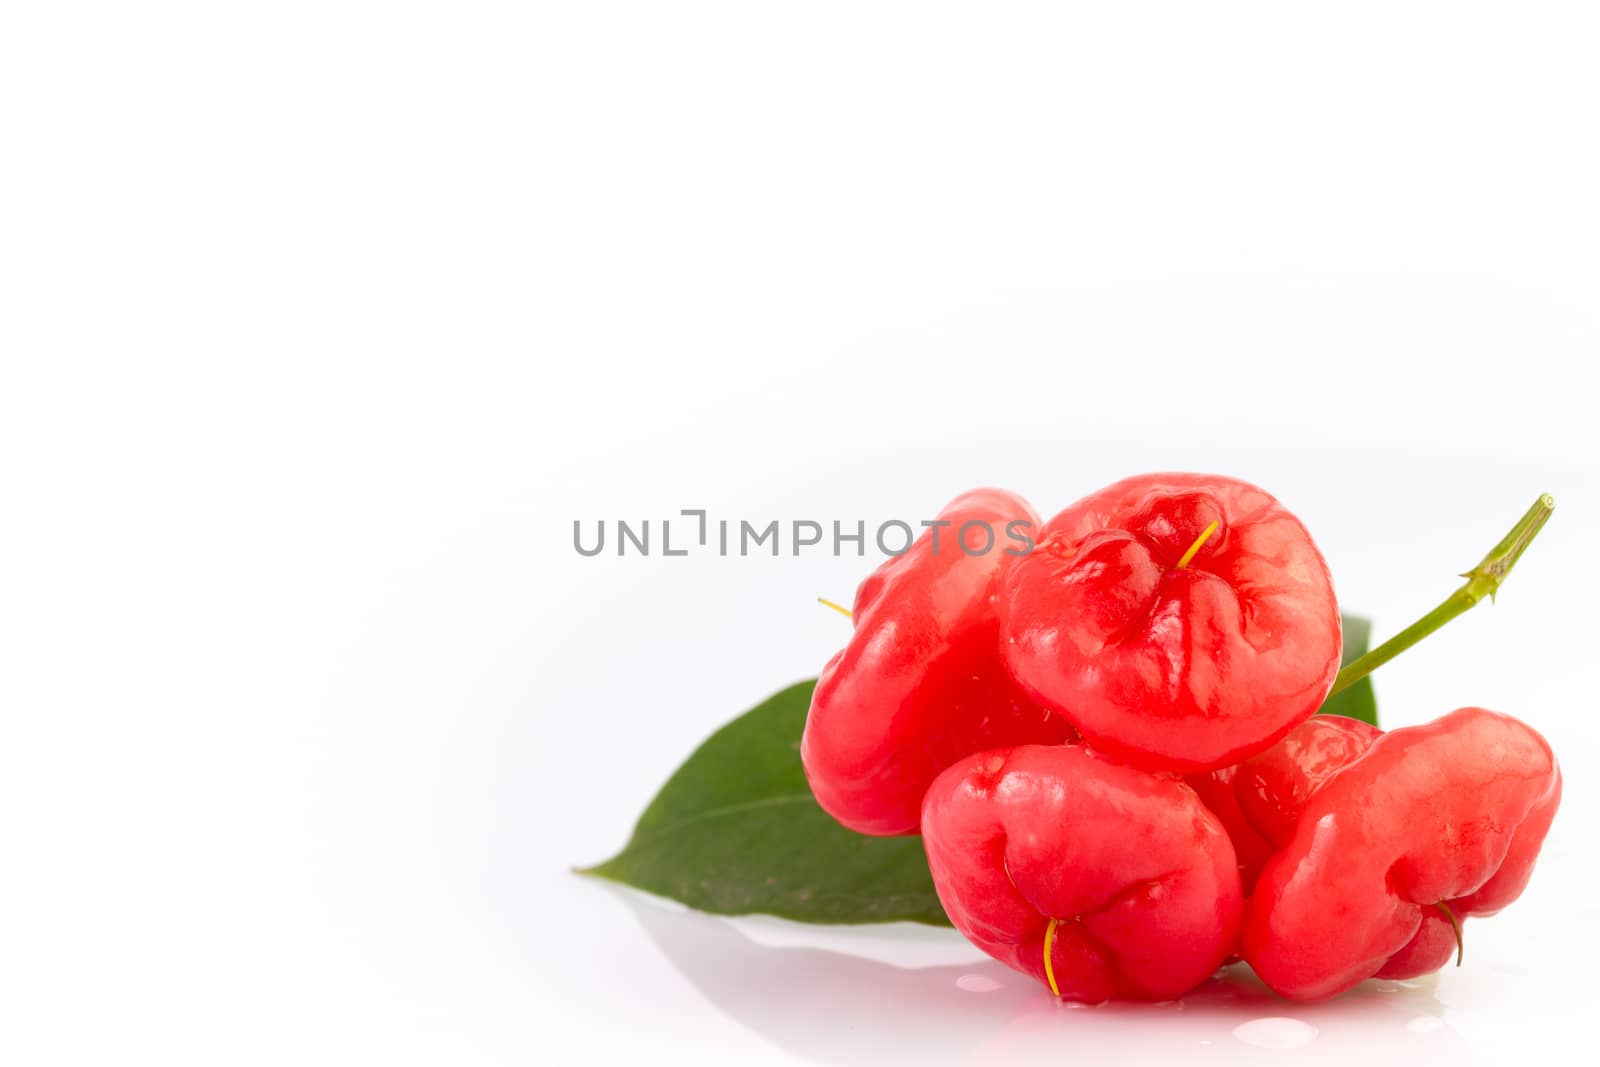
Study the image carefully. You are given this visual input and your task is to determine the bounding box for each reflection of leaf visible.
[616,889,998,1067]
[578,681,950,925]
[1316,614,1379,726]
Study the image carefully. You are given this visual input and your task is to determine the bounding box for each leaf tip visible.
[572,859,618,879]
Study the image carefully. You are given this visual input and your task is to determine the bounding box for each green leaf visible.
[1315,613,1379,726]
[578,680,951,926]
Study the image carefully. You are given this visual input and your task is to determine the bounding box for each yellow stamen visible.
[817,597,853,619]
[1043,917,1061,997]
[1175,520,1220,570]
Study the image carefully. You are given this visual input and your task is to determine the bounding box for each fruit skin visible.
[921,744,1243,1002]
[1184,763,1276,897]
[1189,714,1382,892]
[1001,472,1342,773]
[1232,713,1382,849]
[1243,707,1561,1002]
[801,489,1074,836]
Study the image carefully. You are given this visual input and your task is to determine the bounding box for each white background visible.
[4,2,1599,1064]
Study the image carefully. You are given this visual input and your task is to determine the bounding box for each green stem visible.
[1328,493,1555,698]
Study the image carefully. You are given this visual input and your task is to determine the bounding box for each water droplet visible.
[1232,1017,1318,1050]
[1406,1015,1445,1034]
[956,974,1002,993]
[1370,979,1423,993]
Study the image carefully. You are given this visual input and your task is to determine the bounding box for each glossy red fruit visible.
[801,489,1074,836]
[1001,472,1341,772]
[1234,713,1382,848]
[1189,714,1382,893]
[921,744,1243,1002]
[1184,764,1276,897]
[1243,708,1561,1001]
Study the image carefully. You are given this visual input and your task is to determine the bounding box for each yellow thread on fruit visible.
[1043,917,1061,997]
[1175,520,1220,570]
[817,597,853,619]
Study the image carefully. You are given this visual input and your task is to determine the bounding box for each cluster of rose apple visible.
[802,475,1560,1002]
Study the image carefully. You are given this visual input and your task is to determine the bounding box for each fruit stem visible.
[1327,494,1554,698]
[817,597,853,619]
[1435,901,1464,966]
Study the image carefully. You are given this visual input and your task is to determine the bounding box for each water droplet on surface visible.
[1232,1017,1318,1049]
[1406,1015,1445,1034]
[956,974,1002,993]
[1370,979,1423,993]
